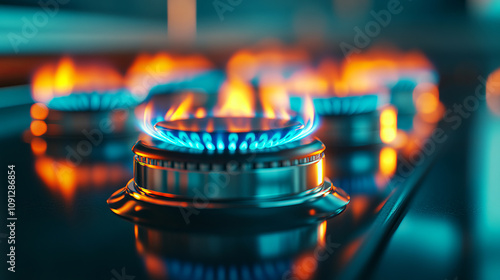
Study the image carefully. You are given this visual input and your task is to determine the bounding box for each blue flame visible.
[152,126,306,153]
[44,89,145,111]
[290,94,384,116]
[142,116,318,153]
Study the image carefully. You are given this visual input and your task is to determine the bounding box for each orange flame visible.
[165,93,196,121]
[227,42,309,81]
[259,76,291,119]
[30,103,49,120]
[379,147,397,176]
[287,55,390,97]
[215,78,255,117]
[288,47,435,99]
[487,68,500,115]
[413,82,444,123]
[139,45,318,137]
[126,52,213,97]
[31,56,123,104]
[30,120,47,136]
[343,48,435,86]
[380,106,398,144]
[140,77,317,138]
[287,66,332,96]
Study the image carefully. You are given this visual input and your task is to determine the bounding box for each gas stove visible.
[0,38,481,280]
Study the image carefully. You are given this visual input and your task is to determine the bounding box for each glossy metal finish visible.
[132,137,325,165]
[134,149,324,199]
[132,137,324,199]
[290,92,389,116]
[108,178,349,227]
[108,137,350,226]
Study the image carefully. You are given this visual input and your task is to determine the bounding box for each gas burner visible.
[140,89,318,152]
[29,57,142,137]
[154,117,304,151]
[32,56,147,112]
[290,90,389,117]
[107,135,349,227]
[308,105,397,147]
[43,90,139,112]
[311,94,385,116]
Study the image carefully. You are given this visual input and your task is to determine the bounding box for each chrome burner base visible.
[108,179,349,228]
[107,137,349,227]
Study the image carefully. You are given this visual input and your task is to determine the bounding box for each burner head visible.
[154,117,304,151]
[108,136,349,227]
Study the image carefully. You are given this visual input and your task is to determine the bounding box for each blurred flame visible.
[413,83,444,123]
[31,137,47,155]
[288,55,390,97]
[259,74,293,120]
[227,42,309,81]
[136,43,441,151]
[195,108,206,118]
[30,103,49,120]
[126,52,213,97]
[288,67,331,96]
[31,56,123,104]
[379,147,397,176]
[165,93,196,121]
[380,106,398,144]
[288,48,435,98]
[414,84,440,114]
[487,68,500,115]
[215,79,255,117]
[140,80,317,138]
[344,48,436,86]
[30,120,47,136]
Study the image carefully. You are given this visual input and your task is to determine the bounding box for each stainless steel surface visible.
[133,139,325,199]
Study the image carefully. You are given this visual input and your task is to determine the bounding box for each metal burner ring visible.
[133,138,325,199]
